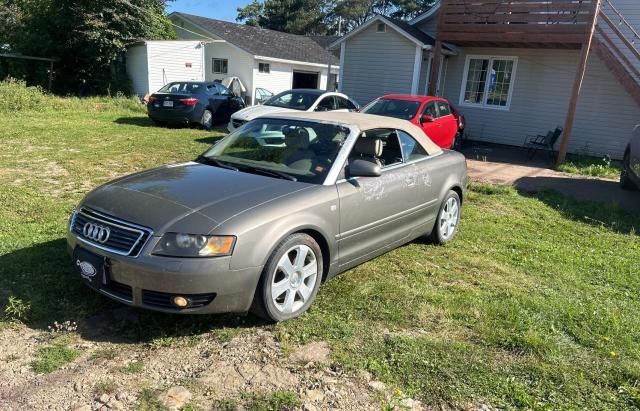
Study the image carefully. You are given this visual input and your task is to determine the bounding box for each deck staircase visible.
[593,0,640,106]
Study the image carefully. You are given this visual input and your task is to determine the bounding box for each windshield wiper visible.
[240,165,297,181]
[196,156,239,171]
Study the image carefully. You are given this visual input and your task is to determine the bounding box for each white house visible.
[126,40,206,97]
[332,0,640,160]
[126,12,340,105]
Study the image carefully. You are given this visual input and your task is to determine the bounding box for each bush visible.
[0,78,144,113]
[0,78,48,112]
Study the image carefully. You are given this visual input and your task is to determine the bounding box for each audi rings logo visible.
[82,223,111,244]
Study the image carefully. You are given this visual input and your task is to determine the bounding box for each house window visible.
[212,58,228,74]
[259,63,270,73]
[376,22,386,33]
[460,56,517,110]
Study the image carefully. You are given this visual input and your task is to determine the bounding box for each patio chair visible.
[524,126,563,161]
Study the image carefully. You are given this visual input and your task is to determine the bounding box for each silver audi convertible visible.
[68,112,468,321]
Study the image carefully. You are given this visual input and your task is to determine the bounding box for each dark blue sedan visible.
[148,81,245,129]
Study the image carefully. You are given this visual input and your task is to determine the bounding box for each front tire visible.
[252,234,323,322]
[200,109,213,130]
[620,151,637,190]
[429,190,461,245]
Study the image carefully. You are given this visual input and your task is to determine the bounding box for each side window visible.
[206,85,219,95]
[336,97,357,110]
[216,83,233,96]
[315,96,336,111]
[212,58,228,74]
[423,102,438,118]
[436,101,452,117]
[398,130,428,162]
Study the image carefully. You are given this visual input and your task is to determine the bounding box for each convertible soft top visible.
[266,111,443,156]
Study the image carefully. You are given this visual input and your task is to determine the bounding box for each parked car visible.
[68,112,467,321]
[148,81,245,129]
[620,124,640,190]
[228,89,359,132]
[360,95,462,149]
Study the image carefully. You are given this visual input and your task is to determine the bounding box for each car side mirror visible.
[420,114,435,124]
[348,159,381,178]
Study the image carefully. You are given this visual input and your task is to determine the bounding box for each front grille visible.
[232,119,247,129]
[142,290,216,310]
[103,280,133,302]
[71,208,152,257]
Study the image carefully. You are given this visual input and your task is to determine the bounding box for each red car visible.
[360,95,464,149]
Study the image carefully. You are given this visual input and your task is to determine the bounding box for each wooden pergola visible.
[0,53,59,91]
[427,0,602,164]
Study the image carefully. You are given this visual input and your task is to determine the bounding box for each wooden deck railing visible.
[438,0,599,46]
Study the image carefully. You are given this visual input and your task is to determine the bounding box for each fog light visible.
[172,296,189,308]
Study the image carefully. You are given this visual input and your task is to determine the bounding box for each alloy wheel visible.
[439,197,459,240]
[271,244,318,314]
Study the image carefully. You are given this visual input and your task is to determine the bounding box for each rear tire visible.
[251,233,323,322]
[200,109,213,130]
[150,118,167,127]
[429,190,461,245]
[620,151,637,190]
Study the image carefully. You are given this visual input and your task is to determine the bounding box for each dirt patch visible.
[0,322,384,410]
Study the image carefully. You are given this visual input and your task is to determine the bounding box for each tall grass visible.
[0,78,144,113]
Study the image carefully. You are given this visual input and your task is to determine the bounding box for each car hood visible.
[81,162,311,234]
[231,105,300,121]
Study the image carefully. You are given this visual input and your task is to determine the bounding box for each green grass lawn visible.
[0,98,639,409]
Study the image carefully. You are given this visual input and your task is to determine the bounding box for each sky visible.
[166,0,254,22]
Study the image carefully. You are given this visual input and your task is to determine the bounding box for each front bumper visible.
[67,233,263,314]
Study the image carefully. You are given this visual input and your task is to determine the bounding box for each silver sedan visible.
[67,112,468,321]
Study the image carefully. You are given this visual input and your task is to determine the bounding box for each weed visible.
[31,341,80,373]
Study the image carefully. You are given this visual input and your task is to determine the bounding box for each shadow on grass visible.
[114,116,157,127]
[513,176,640,234]
[0,239,266,344]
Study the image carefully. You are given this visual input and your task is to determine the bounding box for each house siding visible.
[414,10,439,37]
[254,61,292,95]
[341,23,417,105]
[443,47,639,159]
[145,41,205,94]
[126,45,149,96]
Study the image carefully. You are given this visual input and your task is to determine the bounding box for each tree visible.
[2,0,175,94]
[237,0,437,36]
[237,0,329,35]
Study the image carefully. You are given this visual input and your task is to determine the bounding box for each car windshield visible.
[201,118,350,184]
[361,98,422,120]
[263,91,320,111]
[158,82,201,94]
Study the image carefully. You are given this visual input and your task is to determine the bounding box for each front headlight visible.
[152,233,236,257]
[68,208,78,232]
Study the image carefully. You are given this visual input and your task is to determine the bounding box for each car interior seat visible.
[350,138,383,167]
[381,132,403,166]
[283,128,314,171]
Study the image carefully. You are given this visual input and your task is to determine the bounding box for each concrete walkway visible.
[461,143,640,215]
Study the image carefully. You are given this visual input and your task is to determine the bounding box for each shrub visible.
[0,78,48,112]
[0,78,144,113]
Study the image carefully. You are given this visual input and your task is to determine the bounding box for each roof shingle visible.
[173,13,339,65]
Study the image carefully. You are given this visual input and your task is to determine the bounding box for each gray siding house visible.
[332,0,640,160]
